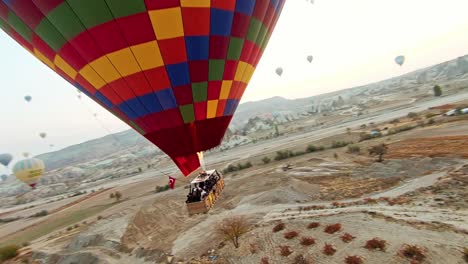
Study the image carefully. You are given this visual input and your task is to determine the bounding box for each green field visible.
[0,204,113,247]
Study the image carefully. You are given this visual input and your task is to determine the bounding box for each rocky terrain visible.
[1,54,468,263]
[1,105,467,264]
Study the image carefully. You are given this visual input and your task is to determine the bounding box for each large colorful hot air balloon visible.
[12,158,45,188]
[395,55,405,66]
[0,153,13,167]
[0,0,285,176]
[0,0,285,175]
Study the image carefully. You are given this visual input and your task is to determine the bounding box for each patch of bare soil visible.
[388,136,468,159]
[300,175,401,201]
[399,164,468,210]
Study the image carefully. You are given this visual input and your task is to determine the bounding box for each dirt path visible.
[369,171,446,199]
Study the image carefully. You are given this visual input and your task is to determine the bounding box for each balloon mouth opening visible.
[29,183,37,189]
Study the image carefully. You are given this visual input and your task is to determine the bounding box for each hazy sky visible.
[2,0,468,173]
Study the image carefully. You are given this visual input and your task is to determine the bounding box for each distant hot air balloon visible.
[22,152,30,158]
[0,153,13,167]
[24,95,32,102]
[0,0,285,176]
[1,174,7,182]
[307,55,313,63]
[276,67,284,76]
[77,94,82,100]
[39,133,47,139]
[49,144,54,148]
[13,158,45,188]
[395,55,405,66]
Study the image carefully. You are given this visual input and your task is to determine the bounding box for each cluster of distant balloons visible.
[275,55,405,76]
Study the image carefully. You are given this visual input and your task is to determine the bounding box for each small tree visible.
[274,125,280,137]
[114,191,122,202]
[138,167,142,173]
[433,85,442,97]
[368,144,388,162]
[262,157,271,164]
[109,193,115,199]
[216,216,250,248]
[346,128,351,135]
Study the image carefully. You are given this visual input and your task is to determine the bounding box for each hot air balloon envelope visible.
[0,153,13,167]
[307,56,313,63]
[276,67,283,76]
[39,133,47,139]
[395,55,405,66]
[24,95,32,102]
[0,0,285,176]
[13,158,45,188]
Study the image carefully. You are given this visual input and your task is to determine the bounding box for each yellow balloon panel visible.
[13,158,45,188]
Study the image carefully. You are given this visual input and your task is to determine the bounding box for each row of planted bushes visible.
[222,162,253,174]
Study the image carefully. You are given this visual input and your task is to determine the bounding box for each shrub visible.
[324,223,342,234]
[368,144,388,162]
[31,210,48,217]
[262,157,271,164]
[363,198,377,204]
[390,119,400,124]
[216,216,250,248]
[0,245,19,261]
[364,238,386,251]
[360,124,367,129]
[345,255,364,264]
[322,244,336,255]
[347,145,361,154]
[463,247,468,263]
[433,84,442,97]
[0,217,21,223]
[260,257,270,264]
[223,164,239,174]
[284,231,299,239]
[292,254,310,264]
[97,215,104,220]
[318,146,325,151]
[427,118,435,125]
[306,145,318,152]
[333,153,338,159]
[407,112,418,119]
[275,150,294,161]
[307,222,320,229]
[21,242,30,247]
[341,233,355,243]
[331,141,352,148]
[279,245,293,257]
[300,237,316,246]
[74,224,80,228]
[273,223,285,232]
[237,162,253,170]
[399,244,426,262]
[359,133,373,142]
[66,226,73,231]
